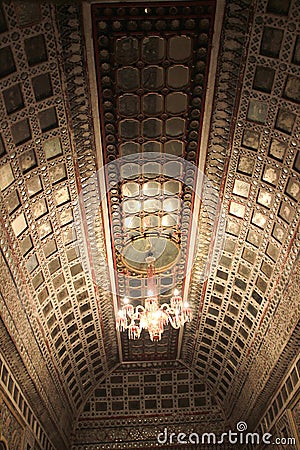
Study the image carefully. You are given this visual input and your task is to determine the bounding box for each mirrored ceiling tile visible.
[120,142,140,156]
[43,240,57,258]
[292,35,300,65]
[266,242,280,263]
[142,36,165,64]
[167,65,189,89]
[163,161,182,179]
[163,180,181,195]
[229,201,246,219]
[283,75,300,104]
[142,93,163,116]
[253,66,275,94]
[3,83,24,114]
[55,186,70,206]
[164,140,183,156]
[32,271,44,289]
[257,189,273,208]
[11,118,31,146]
[144,198,161,212]
[0,134,6,157]
[261,261,273,279]
[19,235,33,256]
[120,162,140,180]
[27,175,43,197]
[0,46,16,78]
[163,197,180,212]
[237,156,255,175]
[143,215,159,229]
[142,66,164,90]
[272,223,286,243]
[142,141,162,153]
[32,198,48,219]
[124,215,141,230]
[246,230,262,248]
[39,220,53,239]
[117,67,140,91]
[24,34,48,66]
[59,208,73,226]
[38,107,58,132]
[242,248,256,265]
[119,119,140,139]
[161,213,178,227]
[279,201,295,223]
[247,100,268,124]
[49,163,67,184]
[251,211,267,228]
[276,108,296,134]
[285,178,300,201]
[15,1,41,26]
[166,117,185,138]
[26,254,39,273]
[5,190,20,214]
[118,94,140,117]
[143,161,160,179]
[32,73,53,102]
[166,92,187,114]
[262,165,280,185]
[115,37,139,64]
[11,212,27,236]
[142,181,160,197]
[142,118,162,139]
[242,129,260,150]
[232,180,251,198]
[168,36,192,62]
[122,181,139,198]
[226,219,241,237]
[294,151,300,173]
[0,163,14,191]
[260,27,283,58]
[268,138,287,160]
[44,137,63,160]
[19,149,37,173]
[267,0,291,15]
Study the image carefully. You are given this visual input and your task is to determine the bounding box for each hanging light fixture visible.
[116,256,192,341]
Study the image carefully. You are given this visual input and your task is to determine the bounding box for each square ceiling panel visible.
[0,46,16,78]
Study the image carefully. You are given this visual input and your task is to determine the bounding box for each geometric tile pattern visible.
[0,0,299,449]
[0,1,113,445]
[0,349,54,450]
[73,364,226,449]
[183,0,300,425]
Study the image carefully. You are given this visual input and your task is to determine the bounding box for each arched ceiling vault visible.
[0,0,299,448]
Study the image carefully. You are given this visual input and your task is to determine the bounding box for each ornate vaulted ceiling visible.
[0,0,299,449]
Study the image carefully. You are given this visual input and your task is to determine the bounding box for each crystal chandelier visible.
[116,257,192,341]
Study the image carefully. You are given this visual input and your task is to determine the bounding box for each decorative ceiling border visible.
[88,0,218,361]
[56,2,119,370]
[182,0,254,363]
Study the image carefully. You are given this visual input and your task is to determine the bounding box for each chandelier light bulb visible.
[116,260,192,341]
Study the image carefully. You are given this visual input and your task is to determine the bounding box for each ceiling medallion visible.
[116,255,192,341]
